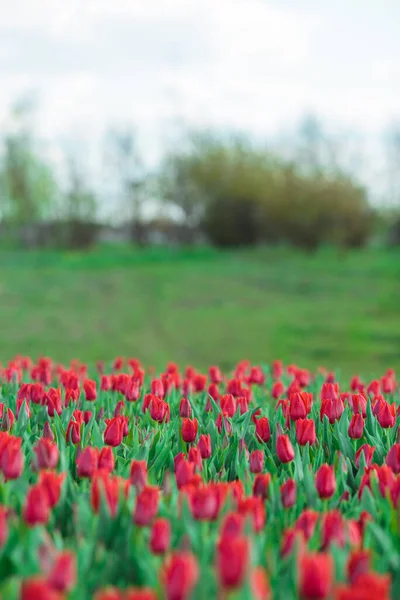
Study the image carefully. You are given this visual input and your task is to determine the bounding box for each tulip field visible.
[0,357,399,599]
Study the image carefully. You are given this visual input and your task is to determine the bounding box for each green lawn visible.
[0,245,399,379]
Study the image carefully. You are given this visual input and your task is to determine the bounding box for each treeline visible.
[0,104,399,250]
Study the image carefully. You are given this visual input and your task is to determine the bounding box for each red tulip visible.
[197,434,212,459]
[34,438,59,470]
[255,417,271,443]
[149,397,170,423]
[272,360,284,379]
[386,444,400,474]
[276,435,295,463]
[253,474,271,499]
[130,460,147,490]
[83,379,97,401]
[66,420,81,444]
[249,450,264,473]
[0,505,8,547]
[77,447,99,478]
[98,447,115,472]
[104,416,125,447]
[43,421,55,441]
[320,397,344,424]
[335,572,391,600]
[217,535,249,590]
[315,464,336,499]
[181,418,198,443]
[272,381,285,399]
[209,365,223,384]
[280,528,305,558]
[220,512,244,538]
[179,398,192,418]
[175,459,195,489]
[348,414,364,439]
[189,484,220,520]
[133,486,160,526]
[0,436,24,480]
[296,418,316,446]
[289,392,312,421]
[321,510,345,550]
[94,587,122,600]
[150,518,171,554]
[299,552,333,600]
[355,444,375,468]
[281,479,296,508]
[348,394,367,417]
[39,471,65,507]
[250,567,271,600]
[220,394,236,417]
[91,472,126,517]
[216,412,232,435]
[347,549,371,584]
[48,550,77,592]
[295,510,319,541]
[377,402,396,428]
[161,552,199,600]
[21,577,64,600]
[24,485,50,526]
[237,496,266,532]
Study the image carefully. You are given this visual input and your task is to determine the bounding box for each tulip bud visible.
[355,444,375,468]
[179,398,192,418]
[347,550,371,584]
[98,447,115,472]
[104,416,125,447]
[197,434,212,459]
[130,460,147,490]
[133,486,159,526]
[315,464,336,499]
[24,485,50,526]
[281,479,296,508]
[43,421,55,441]
[0,506,8,547]
[299,552,333,600]
[348,414,364,439]
[181,418,198,443]
[255,417,271,443]
[253,474,271,499]
[217,536,249,590]
[276,434,295,463]
[1,436,24,480]
[48,550,77,592]
[295,418,316,446]
[150,518,171,554]
[77,447,99,478]
[161,552,199,600]
[249,450,264,474]
[83,379,97,401]
[34,438,59,470]
[39,471,65,508]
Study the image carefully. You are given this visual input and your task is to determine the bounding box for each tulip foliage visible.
[0,356,399,599]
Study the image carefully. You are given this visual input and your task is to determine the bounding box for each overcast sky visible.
[1,0,399,197]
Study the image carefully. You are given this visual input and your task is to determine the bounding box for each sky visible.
[0,0,399,201]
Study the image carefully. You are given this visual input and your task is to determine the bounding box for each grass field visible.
[0,245,399,378]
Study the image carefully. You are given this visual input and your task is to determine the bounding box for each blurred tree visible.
[104,128,147,243]
[158,130,372,250]
[0,97,57,226]
[383,123,400,244]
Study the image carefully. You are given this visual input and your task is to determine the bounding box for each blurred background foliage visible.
[0,100,399,252]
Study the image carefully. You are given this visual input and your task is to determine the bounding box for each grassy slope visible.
[0,245,399,378]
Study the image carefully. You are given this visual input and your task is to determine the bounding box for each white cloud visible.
[0,0,399,195]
